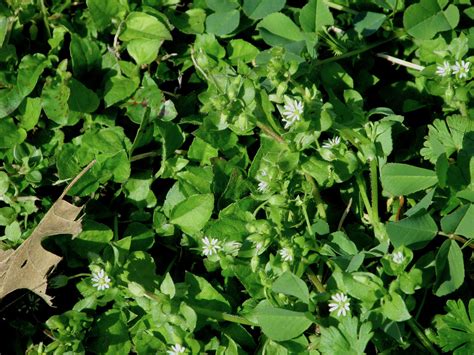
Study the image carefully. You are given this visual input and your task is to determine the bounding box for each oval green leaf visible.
[170,194,214,234]
[381,163,438,196]
[254,300,313,341]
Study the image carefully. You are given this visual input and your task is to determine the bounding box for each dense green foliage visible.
[0,0,473,353]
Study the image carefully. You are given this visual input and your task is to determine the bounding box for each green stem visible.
[324,0,359,15]
[314,33,403,67]
[307,268,326,293]
[192,306,256,326]
[130,151,160,162]
[356,173,373,222]
[301,202,313,233]
[256,121,287,146]
[39,0,51,38]
[305,174,327,220]
[369,159,379,224]
[407,319,439,355]
[458,101,468,118]
[437,231,474,249]
[129,107,151,159]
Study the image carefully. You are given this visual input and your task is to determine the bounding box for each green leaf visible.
[69,34,101,77]
[170,194,214,234]
[18,97,42,131]
[119,12,171,64]
[68,78,99,113]
[89,309,131,355]
[299,0,333,33]
[160,272,176,298]
[253,300,313,341]
[228,39,259,64]
[71,220,114,259]
[381,291,412,321]
[387,213,438,250]
[86,0,126,31]
[434,240,465,296]
[433,299,474,354]
[257,13,304,47]
[188,137,218,165]
[243,0,286,20]
[0,118,27,148]
[185,272,231,312]
[120,12,172,42]
[320,317,373,355]
[41,75,71,125]
[206,10,240,36]
[342,272,384,306]
[271,271,310,304]
[123,172,157,209]
[420,115,474,164]
[354,12,387,36]
[126,38,162,65]
[168,8,206,34]
[381,163,438,196]
[0,16,8,47]
[403,0,460,39]
[404,188,436,217]
[206,0,239,12]
[0,54,49,118]
[441,204,474,239]
[104,75,138,107]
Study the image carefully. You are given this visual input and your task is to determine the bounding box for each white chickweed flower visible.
[452,60,471,79]
[202,236,222,256]
[392,251,405,264]
[322,136,341,149]
[436,61,451,77]
[91,269,111,291]
[279,247,294,262]
[328,292,351,317]
[259,169,268,177]
[281,97,304,129]
[257,181,268,193]
[167,343,186,355]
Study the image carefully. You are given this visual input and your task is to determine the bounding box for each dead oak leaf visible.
[0,160,95,306]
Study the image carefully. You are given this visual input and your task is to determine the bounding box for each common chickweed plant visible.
[0,0,473,354]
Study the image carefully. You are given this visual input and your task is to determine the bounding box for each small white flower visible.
[259,169,268,177]
[91,269,111,291]
[436,61,451,77]
[451,60,471,79]
[167,343,186,355]
[202,236,222,256]
[392,251,405,264]
[322,136,341,149]
[328,292,350,317]
[279,247,293,262]
[257,181,268,193]
[281,97,304,129]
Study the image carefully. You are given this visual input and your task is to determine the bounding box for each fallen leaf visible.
[0,160,96,305]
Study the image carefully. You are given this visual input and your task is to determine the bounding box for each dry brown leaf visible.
[0,160,96,306]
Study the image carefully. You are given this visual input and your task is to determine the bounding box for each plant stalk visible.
[369,159,379,224]
[305,174,327,220]
[315,33,404,67]
[307,268,326,293]
[192,306,256,326]
[324,0,359,15]
[39,0,51,38]
[355,173,373,223]
[407,318,439,355]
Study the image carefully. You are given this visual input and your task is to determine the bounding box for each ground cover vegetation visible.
[0,0,473,353]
